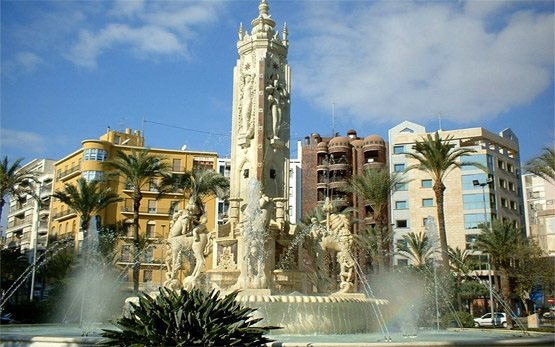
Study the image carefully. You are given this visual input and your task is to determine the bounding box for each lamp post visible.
[29,181,43,301]
[159,224,166,287]
[473,178,495,327]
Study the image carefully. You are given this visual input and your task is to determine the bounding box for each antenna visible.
[438,113,443,131]
[332,102,335,136]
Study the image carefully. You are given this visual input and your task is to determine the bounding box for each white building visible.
[522,173,555,256]
[4,159,55,261]
[388,121,524,266]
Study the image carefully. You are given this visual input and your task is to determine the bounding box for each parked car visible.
[473,312,507,328]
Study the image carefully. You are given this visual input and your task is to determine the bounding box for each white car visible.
[473,312,507,328]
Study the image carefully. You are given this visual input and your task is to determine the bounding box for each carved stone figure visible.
[164,200,212,290]
[265,77,288,140]
[309,197,355,294]
[239,72,254,137]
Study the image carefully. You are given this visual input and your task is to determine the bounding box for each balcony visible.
[120,204,173,216]
[58,165,81,181]
[52,209,77,221]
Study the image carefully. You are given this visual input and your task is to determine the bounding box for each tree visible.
[448,246,475,311]
[404,132,484,269]
[52,178,122,247]
[103,149,171,293]
[0,156,37,221]
[160,169,229,215]
[524,147,555,182]
[473,219,522,329]
[342,167,406,272]
[395,231,438,268]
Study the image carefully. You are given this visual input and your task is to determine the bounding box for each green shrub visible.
[440,310,475,328]
[100,288,280,346]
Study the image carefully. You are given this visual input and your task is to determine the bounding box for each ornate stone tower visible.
[228,0,291,232]
[211,0,293,292]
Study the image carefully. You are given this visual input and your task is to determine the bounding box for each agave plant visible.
[100,288,279,346]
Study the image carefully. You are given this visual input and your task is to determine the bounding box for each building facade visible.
[301,130,388,229]
[49,127,218,290]
[5,159,55,261]
[522,173,555,256]
[388,121,524,266]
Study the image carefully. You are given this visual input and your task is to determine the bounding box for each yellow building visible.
[49,127,218,290]
[388,121,524,266]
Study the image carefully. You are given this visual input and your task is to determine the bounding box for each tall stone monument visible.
[210,0,295,292]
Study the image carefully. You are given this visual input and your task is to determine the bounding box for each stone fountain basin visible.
[236,292,387,335]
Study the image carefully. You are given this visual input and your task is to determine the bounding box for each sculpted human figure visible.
[240,73,254,136]
[266,78,288,140]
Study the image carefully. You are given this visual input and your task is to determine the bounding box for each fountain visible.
[2,1,555,346]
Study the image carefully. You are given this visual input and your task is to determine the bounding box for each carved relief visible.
[238,58,256,139]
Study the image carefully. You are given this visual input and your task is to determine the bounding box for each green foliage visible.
[524,147,555,181]
[440,310,475,328]
[100,288,279,346]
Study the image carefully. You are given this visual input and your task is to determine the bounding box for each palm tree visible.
[404,132,484,269]
[473,219,522,329]
[524,147,555,182]
[160,169,229,215]
[395,231,438,268]
[342,167,406,272]
[0,156,37,221]
[52,178,122,247]
[103,149,171,293]
[448,246,475,310]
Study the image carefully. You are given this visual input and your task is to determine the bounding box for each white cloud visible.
[68,24,185,68]
[0,128,48,155]
[293,1,554,125]
[67,2,224,68]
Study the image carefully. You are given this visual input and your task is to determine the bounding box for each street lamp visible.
[159,224,166,287]
[473,178,496,327]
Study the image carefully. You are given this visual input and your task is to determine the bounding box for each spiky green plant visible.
[100,288,279,346]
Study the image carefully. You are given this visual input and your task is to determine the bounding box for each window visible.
[501,198,508,208]
[397,259,409,266]
[172,159,181,172]
[149,180,158,192]
[507,163,514,173]
[143,247,154,263]
[465,234,478,249]
[464,213,488,229]
[498,159,505,170]
[393,145,404,154]
[508,181,515,191]
[148,200,156,213]
[421,179,432,188]
[395,201,408,210]
[461,154,487,171]
[499,178,507,189]
[423,217,429,226]
[461,174,488,190]
[394,164,405,172]
[143,270,152,283]
[463,194,485,210]
[422,198,434,207]
[83,148,108,161]
[82,170,103,181]
[146,223,155,238]
[510,200,517,210]
[396,220,408,228]
[121,245,131,261]
[394,183,408,191]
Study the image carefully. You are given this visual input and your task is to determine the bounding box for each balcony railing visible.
[58,165,81,180]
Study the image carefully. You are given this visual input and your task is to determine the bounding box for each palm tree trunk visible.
[500,266,513,329]
[133,195,141,293]
[433,182,450,269]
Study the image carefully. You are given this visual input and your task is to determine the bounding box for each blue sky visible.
[1,0,553,165]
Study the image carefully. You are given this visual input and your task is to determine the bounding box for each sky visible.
[1,0,554,166]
